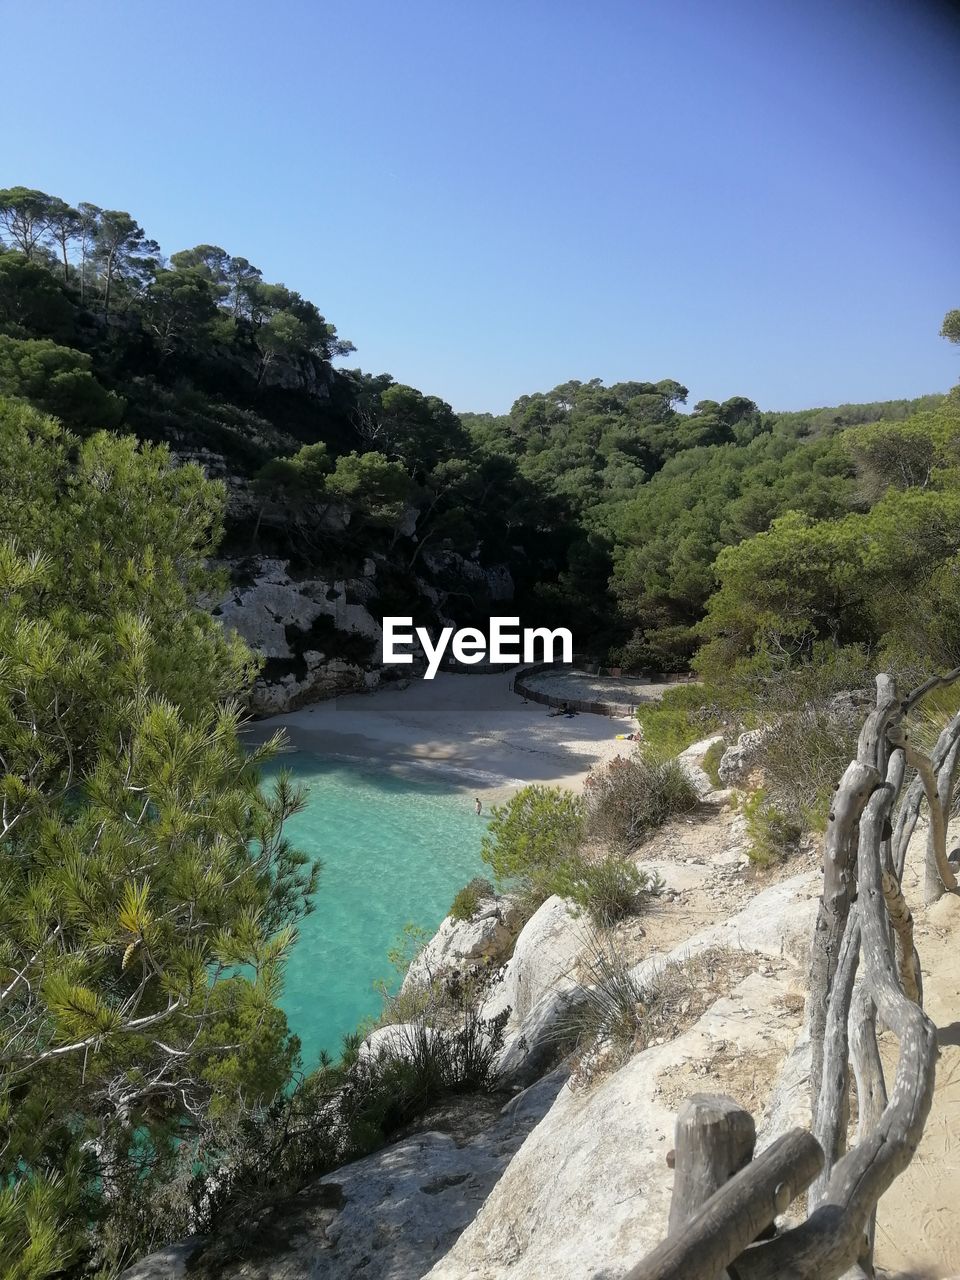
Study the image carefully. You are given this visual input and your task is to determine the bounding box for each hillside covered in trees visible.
[3,183,955,678]
[2,185,960,1275]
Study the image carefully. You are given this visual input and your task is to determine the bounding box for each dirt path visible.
[599,768,960,1280]
[875,890,960,1279]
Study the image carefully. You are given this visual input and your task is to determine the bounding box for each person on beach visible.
[475,796,482,816]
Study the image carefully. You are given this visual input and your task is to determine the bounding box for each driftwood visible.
[629,670,960,1280]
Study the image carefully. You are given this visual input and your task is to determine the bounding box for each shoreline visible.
[246,668,637,802]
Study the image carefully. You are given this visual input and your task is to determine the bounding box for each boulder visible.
[717,727,772,786]
[358,1022,437,1065]
[479,895,593,1084]
[401,897,518,996]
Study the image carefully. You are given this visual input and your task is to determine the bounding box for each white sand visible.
[247,669,638,801]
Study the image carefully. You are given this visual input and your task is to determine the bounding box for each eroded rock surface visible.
[400,895,520,997]
[120,1073,567,1280]
[478,895,594,1084]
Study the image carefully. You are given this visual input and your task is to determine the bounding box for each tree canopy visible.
[0,398,316,1275]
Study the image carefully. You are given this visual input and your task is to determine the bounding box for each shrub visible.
[702,738,726,788]
[481,785,585,894]
[634,682,726,757]
[727,644,873,829]
[558,856,664,927]
[743,788,802,867]
[561,941,746,1081]
[450,876,496,922]
[585,751,700,852]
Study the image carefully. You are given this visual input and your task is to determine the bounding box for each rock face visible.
[400,895,520,997]
[358,1022,438,1064]
[626,871,820,980]
[425,967,807,1280]
[676,733,725,797]
[120,1072,567,1280]
[718,727,771,785]
[212,552,517,715]
[421,550,514,603]
[423,875,819,1280]
[213,558,383,714]
[478,895,594,1085]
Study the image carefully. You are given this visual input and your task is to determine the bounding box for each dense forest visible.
[3,184,955,669]
[2,183,960,1275]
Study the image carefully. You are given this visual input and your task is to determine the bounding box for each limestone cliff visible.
[120,744,828,1279]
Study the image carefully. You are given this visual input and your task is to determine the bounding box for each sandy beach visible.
[248,669,638,801]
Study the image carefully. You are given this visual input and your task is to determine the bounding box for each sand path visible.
[875,846,960,1279]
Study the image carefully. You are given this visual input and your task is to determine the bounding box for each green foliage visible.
[385,922,430,979]
[450,877,496,922]
[0,335,123,431]
[634,683,726,756]
[0,187,58,260]
[481,785,585,894]
[728,645,874,830]
[0,1161,91,1280]
[0,253,75,342]
[743,789,802,867]
[0,398,316,1275]
[941,309,960,345]
[696,402,960,679]
[702,738,725,788]
[324,450,415,526]
[561,857,664,927]
[584,751,700,852]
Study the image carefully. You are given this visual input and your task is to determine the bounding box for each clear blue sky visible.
[5,0,959,413]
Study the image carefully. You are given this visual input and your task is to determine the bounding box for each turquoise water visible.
[263,753,488,1065]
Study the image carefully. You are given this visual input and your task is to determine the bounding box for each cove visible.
[261,752,488,1065]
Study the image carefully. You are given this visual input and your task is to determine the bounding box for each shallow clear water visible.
[262,753,487,1065]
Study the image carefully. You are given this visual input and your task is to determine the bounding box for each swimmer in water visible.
[475,797,482,816]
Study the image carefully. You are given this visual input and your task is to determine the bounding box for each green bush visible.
[481,785,585,898]
[634,682,725,756]
[585,751,700,852]
[724,644,873,830]
[450,876,496,922]
[702,738,726,788]
[743,789,802,867]
[562,857,664,926]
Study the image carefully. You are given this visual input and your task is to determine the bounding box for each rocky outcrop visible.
[400,895,520,997]
[626,871,819,979]
[120,1072,568,1280]
[421,550,514,603]
[718,727,772,785]
[212,551,518,715]
[358,1022,438,1064]
[425,967,808,1280]
[213,558,383,714]
[677,733,725,797]
[478,896,594,1085]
